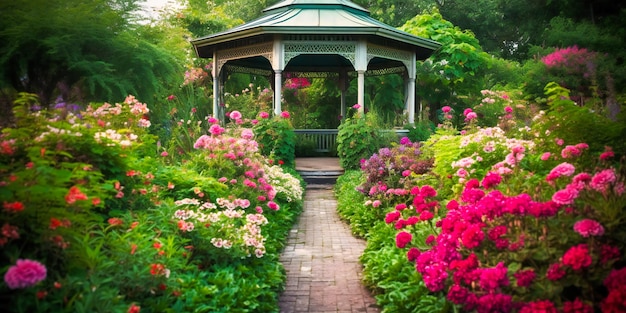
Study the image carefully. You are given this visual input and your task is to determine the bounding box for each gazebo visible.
[190,0,441,124]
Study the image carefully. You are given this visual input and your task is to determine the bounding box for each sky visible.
[139,0,180,19]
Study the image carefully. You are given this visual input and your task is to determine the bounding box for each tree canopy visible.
[0,0,184,107]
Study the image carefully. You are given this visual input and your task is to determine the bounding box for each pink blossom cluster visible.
[386,156,626,311]
[4,259,47,289]
[283,77,311,89]
[541,46,597,76]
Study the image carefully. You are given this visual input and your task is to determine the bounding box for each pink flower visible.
[561,145,581,158]
[555,138,564,146]
[395,231,412,248]
[481,172,502,189]
[546,263,566,281]
[461,224,484,249]
[259,111,269,119]
[372,200,381,208]
[540,152,551,161]
[478,262,509,291]
[463,108,473,116]
[241,129,254,140]
[385,211,401,224]
[504,106,513,113]
[552,187,578,205]
[563,244,592,270]
[160,151,169,157]
[600,146,615,161]
[407,247,420,262]
[402,170,411,177]
[442,106,452,113]
[209,124,225,136]
[465,112,478,121]
[514,269,536,287]
[352,104,361,109]
[520,300,557,313]
[167,95,176,101]
[267,201,279,210]
[229,110,242,120]
[546,162,576,181]
[590,168,616,192]
[573,219,604,237]
[563,298,593,313]
[280,111,290,118]
[4,259,47,289]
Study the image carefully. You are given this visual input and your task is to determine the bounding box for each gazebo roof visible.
[191,0,441,60]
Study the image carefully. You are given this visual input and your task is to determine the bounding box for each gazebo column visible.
[211,52,220,118]
[273,70,282,115]
[355,40,367,115]
[407,77,416,124]
[272,37,284,116]
[407,52,417,124]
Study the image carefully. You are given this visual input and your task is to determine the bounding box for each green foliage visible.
[532,82,626,156]
[253,114,296,167]
[337,112,396,170]
[399,9,489,114]
[334,171,374,237]
[361,223,452,313]
[0,0,182,107]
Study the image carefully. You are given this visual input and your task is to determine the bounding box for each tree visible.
[0,0,182,108]
[399,9,489,120]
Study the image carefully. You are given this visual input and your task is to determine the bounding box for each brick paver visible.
[278,188,380,313]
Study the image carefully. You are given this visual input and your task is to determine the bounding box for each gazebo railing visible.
[294,129,410,153]
[294,129,338,153]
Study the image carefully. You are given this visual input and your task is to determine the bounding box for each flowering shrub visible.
[253,111,296,167]
[387,140,625,311]
[357,137,433,199]
[0,93,304,312]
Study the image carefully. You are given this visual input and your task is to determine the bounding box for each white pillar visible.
[355,40,367,115]
[407,52,417,124]
[357,70,365,115]
[273,70,282,115]
[211,52,219,118]
[407,77,416,124]
[271,37,284,116]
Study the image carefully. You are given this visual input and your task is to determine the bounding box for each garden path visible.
[278,186,380,313]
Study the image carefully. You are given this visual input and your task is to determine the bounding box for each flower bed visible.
[0,94,303,312]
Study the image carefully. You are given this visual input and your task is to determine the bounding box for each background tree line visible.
[1,0,624,129]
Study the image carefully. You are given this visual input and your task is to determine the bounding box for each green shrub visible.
[253,112,296,168]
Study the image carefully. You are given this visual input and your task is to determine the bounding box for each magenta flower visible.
[209,124,225,136]
[208,117,219,124]
[160,151,169,157]
[259,111,270,119]
[540,152,551,161]
[520,300,557,313]
[442,106,452,113]
[463,108,473,116]
[267,201,279,210]
[563,244,592,270]
[504,106,513,113]
[352,104,361,109]
[573,219,604,237]
[546,262,566,281]
[395,231,412,248]
[563,298,593,313]
[464,112,478,121]
[481,172,502,189]
[514,269,536,287]
[280,111,290,118]
[4,259,47,289]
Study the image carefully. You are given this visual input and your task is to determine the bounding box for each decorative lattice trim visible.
[367,44,412,69]
[216,43,274,73]
[284,41,356,67]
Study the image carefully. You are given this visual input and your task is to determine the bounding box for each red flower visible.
[563,298,593,313]
[601,286,626,313]
[128,303,141,313]
[107,218,124,226]
[65,186,88,204]
[150,263,166,276]
[50,218,63,230]
[520,300,557,313]
[3,201,24,213]
[130,243,138,255]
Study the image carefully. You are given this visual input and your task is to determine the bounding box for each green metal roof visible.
[191,0,441,59]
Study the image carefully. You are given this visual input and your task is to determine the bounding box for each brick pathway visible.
[278,188,380,313]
